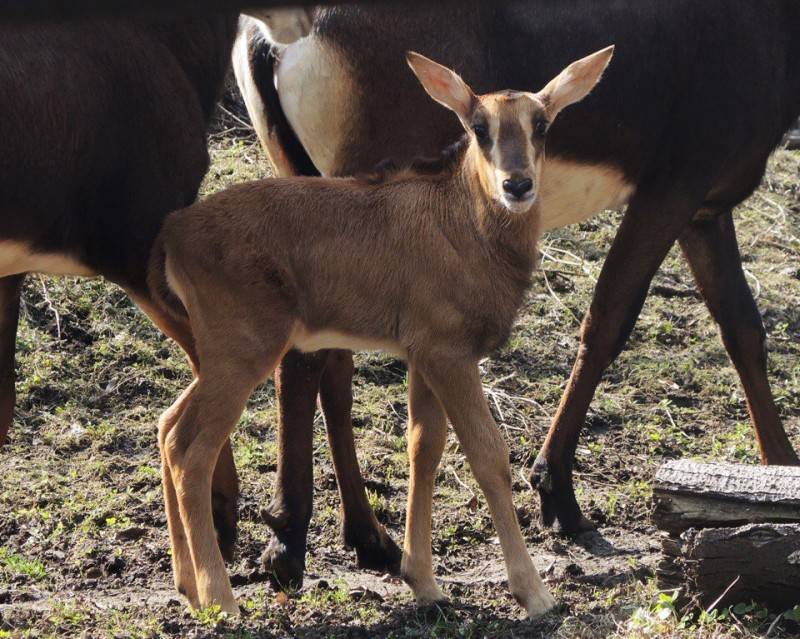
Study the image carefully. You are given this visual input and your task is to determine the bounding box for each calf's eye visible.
[534,119,549,138]
[473,123,489,142]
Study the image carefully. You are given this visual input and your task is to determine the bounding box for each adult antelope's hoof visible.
[529,457,595,534]
[212,491,238,563]
[344,524,402,575]
[261,538,305,592]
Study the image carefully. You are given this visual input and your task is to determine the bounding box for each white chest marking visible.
[276,36,355,177]
[0,241,94,278]
[291,325,406,358]
[539,159,634,230]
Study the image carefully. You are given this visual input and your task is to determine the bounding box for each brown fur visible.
[148,49,613,616]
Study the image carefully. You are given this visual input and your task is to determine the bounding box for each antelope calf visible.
[150,46,613,616]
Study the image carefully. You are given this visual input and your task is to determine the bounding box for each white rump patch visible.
[0,241,94,278]
[276,36,356,177]
[539,159,634,230]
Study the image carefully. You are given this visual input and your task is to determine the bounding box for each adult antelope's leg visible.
[321,349,402,574]
[420,358,554,618]
[400,365,448,605]
[0,275,23,445]
[679,211,798,464]
[531,183,708,533]
[260,348,326,590]
[132,293,239,560]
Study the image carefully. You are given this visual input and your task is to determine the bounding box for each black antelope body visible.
[0,13,242,558]
[235,0,800,587]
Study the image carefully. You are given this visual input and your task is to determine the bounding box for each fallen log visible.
[656,523,800,610]
[652,460,800,536]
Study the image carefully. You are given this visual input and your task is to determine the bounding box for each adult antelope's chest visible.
[539,159,634,230]
[275,36,634,223]
[0,241,94,278]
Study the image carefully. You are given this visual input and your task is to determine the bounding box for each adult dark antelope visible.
[150,47,614,615]
[236,0,800,580]
[0,14,243,558]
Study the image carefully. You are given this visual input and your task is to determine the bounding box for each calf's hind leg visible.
[679,211,798,464]
[0,275,23,445]
[165,342,285,613]
[132,293,240,561]
[158,379,201,608]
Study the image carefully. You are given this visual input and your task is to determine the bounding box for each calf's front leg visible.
[400,366,448,605]
[418,357,555,618]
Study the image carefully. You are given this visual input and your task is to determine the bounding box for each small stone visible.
[115,527,147,542]
[348,588,383,603]
[105,556,126,576]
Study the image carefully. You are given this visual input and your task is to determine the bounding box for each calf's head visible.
[407,46,614,214]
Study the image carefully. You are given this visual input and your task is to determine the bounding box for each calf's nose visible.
[502,177,533,199]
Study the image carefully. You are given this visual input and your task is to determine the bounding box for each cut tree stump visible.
[657,523,800,610]
[653,460,800,536]
[652,460,800,610]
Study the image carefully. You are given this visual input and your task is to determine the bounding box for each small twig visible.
[447,465,476,499]
[704,575,740,615]
[38,275,62,339]
[541,267,581,326]
[743,268,762,299]
[217,104,254,131]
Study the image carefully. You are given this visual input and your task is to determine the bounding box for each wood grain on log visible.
[656,523,800,610]
[653,460,800,536]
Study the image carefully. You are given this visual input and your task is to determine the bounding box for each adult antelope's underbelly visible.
[276,36,356,177]
[539,159,634,231]
[291,325,406,358]
[0,240,94,278]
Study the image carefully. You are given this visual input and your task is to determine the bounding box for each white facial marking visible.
[539,159,634,230]
[277,36,356,177]
[0,241,94,278]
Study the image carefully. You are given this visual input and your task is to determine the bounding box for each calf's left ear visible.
[540,45,615,118]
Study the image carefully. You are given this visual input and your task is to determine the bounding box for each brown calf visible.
[149,47,614,615]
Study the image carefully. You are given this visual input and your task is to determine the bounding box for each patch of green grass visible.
[0,547,46,582]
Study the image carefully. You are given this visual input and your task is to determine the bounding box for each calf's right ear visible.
[406,51,476,124]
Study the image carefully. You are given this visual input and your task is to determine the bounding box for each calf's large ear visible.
[406,51,476,124]
[540,45,615,118]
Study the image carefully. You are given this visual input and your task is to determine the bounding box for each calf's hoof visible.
[261,537,305,591]
[529,456,595,534]
[345,523,402,575]
[518,588,557,619]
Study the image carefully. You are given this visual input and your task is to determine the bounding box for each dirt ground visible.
[1,101,799,638]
